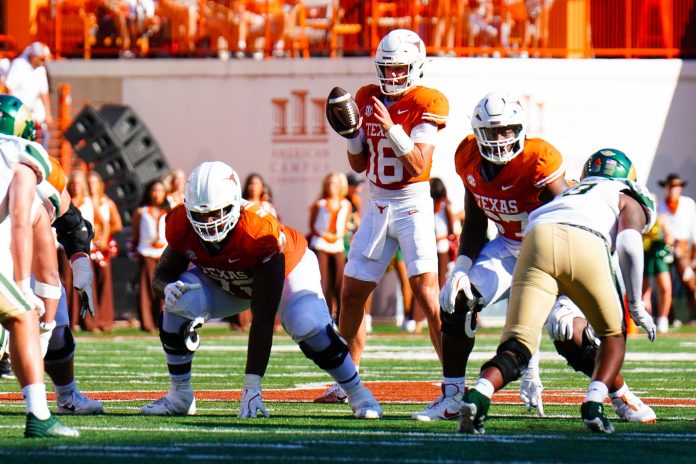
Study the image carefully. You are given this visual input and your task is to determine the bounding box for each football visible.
[325,87,361,139]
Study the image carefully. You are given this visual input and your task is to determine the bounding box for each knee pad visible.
[481,338,532,385]
[553,326,599,377]
[44,325,76,365]
[298,324,349,370]
[158,313,203,356]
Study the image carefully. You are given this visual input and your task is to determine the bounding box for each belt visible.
[558,223,609,248]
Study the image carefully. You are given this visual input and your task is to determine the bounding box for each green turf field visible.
[1,324,694,463]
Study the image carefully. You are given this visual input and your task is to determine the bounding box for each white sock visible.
[237,40,246,51]
[54,380,77,397]
[609,382,628,399]
[442,376,466,396]
[329,356,362,396]
[22,383,51,420]
[585,380,609,403]
[472,378,495,399]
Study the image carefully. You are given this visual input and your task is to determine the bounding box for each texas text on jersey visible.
[454,135,565,241]
[165,201,307,298]
[355,84,448,190]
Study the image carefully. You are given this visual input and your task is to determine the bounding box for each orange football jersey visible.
[165,201,307,299]
[454,136,565,241]
[354,84,449,190]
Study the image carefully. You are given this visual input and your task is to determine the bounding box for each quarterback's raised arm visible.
[245,252,286,377]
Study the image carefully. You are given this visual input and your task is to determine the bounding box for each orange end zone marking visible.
[1,381,694,406]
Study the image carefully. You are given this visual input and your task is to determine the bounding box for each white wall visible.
[50,58,696,233]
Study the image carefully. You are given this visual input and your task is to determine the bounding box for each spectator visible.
[65,170,98,332]
[164,168,186,207]
[467,0,500,54]
[243,172,278,217]
[432,0,463,56]
[5,42,53,147]
[430,178,457,287]
[230,0,287,59]
[129,179,170,332]
[86,171,123,333]
[642,218,673,333]
[657,173,696,324]
[308,172,352,322]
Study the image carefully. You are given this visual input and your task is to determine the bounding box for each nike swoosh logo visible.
[501,185,514,191]
[228,258,240,264]
[397,109,408,115]
[443,410,460,419]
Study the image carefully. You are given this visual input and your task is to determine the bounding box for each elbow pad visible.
[53,202,94,258]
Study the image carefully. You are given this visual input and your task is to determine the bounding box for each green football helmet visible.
[581,148,637,181]
[0,94,36,141]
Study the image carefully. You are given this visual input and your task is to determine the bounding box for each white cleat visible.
[313,383,348,404]
[411,384,464,422]
[141,391,196,416]
[348,386,382,419]
[56,389,104,415]
[611,390,657,423]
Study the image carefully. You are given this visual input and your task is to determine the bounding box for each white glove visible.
[546,297,584,341]
[39,320,56,358]
[628,300,656,342]
[164,281,202,309]
[238,374,268,418]
[18,280,45,317]
[71,255,95,319]
[439,255,478,314]
[519,368,544,416]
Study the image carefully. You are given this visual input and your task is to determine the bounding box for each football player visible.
[318,29,449,403]
[141,161,381,419]
[0,94,103,415]
[0,95,79,437]
[413,92,656,424]
[459,149,657,434]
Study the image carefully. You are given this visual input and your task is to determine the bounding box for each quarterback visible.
[459,149,657,434]
[319,29,448,403]
[141,161,381,419]
[414,92,655,424]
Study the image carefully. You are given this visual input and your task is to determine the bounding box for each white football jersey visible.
[526,177,634,251]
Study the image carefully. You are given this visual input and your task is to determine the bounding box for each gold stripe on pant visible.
[503,223,624,355]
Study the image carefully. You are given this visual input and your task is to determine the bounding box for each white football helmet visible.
[471,92,526,165]
[184,161,242,243]
[374,29,426,96]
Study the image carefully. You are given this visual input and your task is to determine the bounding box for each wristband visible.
[34,281,63,300]
[347,136,364,155]
[385,124,415,157]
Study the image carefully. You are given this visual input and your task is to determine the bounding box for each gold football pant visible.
[502,223,624,355]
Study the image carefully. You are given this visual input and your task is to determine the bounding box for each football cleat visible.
[611,391,657,423]
[411,383,464,421]
[0,353,16,380]
[581,401,615,433]
[347,386,382,419]
[458,389,490,434]
[56,389,104,415]
[313,383,348,404]
[140,391,196,416]
[24,413,80,438]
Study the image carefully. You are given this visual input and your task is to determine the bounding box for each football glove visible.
[39,320,56,358]
[439,255,478,314]
[628,300,656,342]
[238,374,268,418]
[18,280,45,317]
[164,281,201,309]
[546,297,584,341]
[519,368,544,416]
[71,255,95,319]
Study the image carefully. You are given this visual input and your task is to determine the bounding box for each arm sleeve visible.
[616,228,644,304]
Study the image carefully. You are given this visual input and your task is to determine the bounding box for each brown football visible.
[325,87,361,139]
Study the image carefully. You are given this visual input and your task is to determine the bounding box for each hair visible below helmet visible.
[471,92,526,165]
[184,161,242,243]
[581,148,637,181]
[374,29,426,96]
[0,94,36,141]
